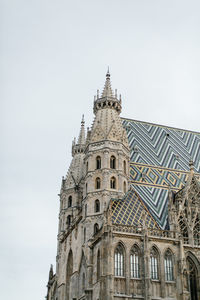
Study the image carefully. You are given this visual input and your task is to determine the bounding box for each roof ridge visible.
[121,117,200,134]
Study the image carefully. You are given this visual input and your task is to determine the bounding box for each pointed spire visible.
[48,264,53,281]
[78,114,85,144]
[101,67,113,97]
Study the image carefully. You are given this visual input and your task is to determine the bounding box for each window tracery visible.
[130,245,140,278]
[114,244,124,276]
[110,156,116,169]
[150,247,159,280]
[164,250,174,281]
[110,176,116,189]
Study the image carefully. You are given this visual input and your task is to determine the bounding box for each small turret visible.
[72,115,86,156]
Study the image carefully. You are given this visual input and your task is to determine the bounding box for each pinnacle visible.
[77,114,85,145]
[101,68,113,97]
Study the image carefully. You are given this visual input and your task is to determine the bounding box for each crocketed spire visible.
[78,114,85,145]
[101,68,113,97]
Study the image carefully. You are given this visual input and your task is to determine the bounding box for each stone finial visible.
[49,264,53,280]
[101,68,113,97]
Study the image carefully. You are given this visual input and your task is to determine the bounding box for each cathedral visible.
[46,71,200,300]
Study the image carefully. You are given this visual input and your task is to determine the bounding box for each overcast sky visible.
[1,0,200,299]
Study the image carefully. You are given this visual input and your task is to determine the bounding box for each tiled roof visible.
[111,189,158,228]
[121,118,200,229]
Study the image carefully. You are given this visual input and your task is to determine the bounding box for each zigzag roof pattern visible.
[123,118,200,172]
[121,118,200,229]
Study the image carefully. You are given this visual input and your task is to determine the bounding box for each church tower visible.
[46,71,200,300]
[82,69,130,236]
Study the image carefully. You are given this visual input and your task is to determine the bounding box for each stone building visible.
[46,71,200,300]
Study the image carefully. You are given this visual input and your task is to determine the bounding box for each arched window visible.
[130,245,140,278]
[95,199,100,213]
[123,160,126,174]
[94,223,99,234]
[95,177,101,189]
[193,217,200,246]
[123,181,126,193]
[164,250,174,281]
[110,156,116,169]
[97,250,100,280]
[187,257,199,300]
[115,244,124,276]
[66,250,73,278]
[110,177,116,189]
[67,215,71,226]
[150,247,159,280]
[96,156,101,169]
[68,196,72,208]
[66,249,73,300]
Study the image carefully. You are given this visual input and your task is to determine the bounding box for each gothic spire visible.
[77,114,85,145]
[48,264,53,281]
[101,68,113,97]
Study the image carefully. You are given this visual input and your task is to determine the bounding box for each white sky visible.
[1,0,200,299]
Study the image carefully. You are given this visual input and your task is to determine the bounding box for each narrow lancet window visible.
[96,156,101,169]
[164,250,174,281]
[130,245,140,278]
[110,156,116,169]
[95,199,100,212]
[115,244,124,276]
[150,247,159,280]
[110,177,116,189]
[95,177,101,189]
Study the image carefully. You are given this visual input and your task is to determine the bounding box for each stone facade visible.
[46,71,200,300]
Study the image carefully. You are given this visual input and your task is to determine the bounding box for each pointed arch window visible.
[96,156,101,169]
[95,199,100,213]
[110,156,116,169]
[130,245,140,278]
[110,177,116,189]
[94,223,99,234]
[123,181,126,193]
[123,160,126,174]
[150,247,159,280]
[68,196,72,208]
[97,250,100,280]
[187,257,199,300]
[115,244,124,276]
[164,250,174,281]
[66,250,73,278]
[95,177,101,189]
